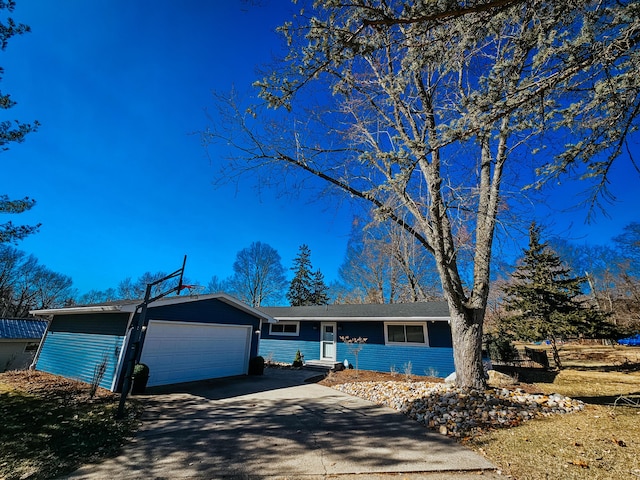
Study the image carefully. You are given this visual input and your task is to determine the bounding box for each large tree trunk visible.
[448,303,486,389]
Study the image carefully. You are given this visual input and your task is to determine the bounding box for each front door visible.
[320,322,337,361]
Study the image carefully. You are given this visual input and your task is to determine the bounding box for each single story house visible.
[258,302,455,378]
[0,318,48,372]
[30,293,274,391]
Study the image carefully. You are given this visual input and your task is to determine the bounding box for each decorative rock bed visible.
[333,380,584,438]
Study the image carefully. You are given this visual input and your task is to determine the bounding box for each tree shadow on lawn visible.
[492,366,559,383]
[571,391,640,406]
[568,362,640,373]
[0,390,137,480]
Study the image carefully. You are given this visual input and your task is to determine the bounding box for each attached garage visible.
[141,320,252,387]
[30,294,274,391]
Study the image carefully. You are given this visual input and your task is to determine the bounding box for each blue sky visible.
[3,1,639,296]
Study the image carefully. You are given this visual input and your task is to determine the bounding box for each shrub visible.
[403,361,413,378]
[292,350,304,368]
[131,363,149,395]
[88,354,108,399]
[133,363,149,378]
[485,334,519,363]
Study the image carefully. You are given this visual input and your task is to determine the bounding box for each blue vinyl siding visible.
[259,339,318,364]
[336,321,454,376]
[336,342,455,378]
[36,331,125,390]
[261,320,454,377]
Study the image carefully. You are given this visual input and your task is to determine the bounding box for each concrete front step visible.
[304,359,343,371]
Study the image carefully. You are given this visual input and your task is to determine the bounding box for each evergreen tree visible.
[310,269,329,305]
[0,2,40,244]
[287,245,313,306]
[287,245,328,306]
[502,223,610,368]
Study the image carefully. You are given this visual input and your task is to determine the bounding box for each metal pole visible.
[116,284,152,418]
[116,256,187,419]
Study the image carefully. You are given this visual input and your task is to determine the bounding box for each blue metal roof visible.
[0,318,48,340]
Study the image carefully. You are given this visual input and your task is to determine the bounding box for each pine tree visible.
[502,223,609,368]
[310,269,329,305]
[287,245,330,306]
[287,245,314,306]
[0,3,40,244]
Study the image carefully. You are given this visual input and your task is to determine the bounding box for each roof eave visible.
[29,305,127,315]
[29,293,276,323]
[270,316,450,322]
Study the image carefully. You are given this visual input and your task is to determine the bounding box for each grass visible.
[466,344,640,480]
[468,404,640,479]
[0,371,141,480]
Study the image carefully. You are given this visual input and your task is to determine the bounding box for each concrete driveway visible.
[66,369,498,479]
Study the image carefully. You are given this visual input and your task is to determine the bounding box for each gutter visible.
[29,305,127,315]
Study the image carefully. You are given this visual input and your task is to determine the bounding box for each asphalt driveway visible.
[66,369,498,479]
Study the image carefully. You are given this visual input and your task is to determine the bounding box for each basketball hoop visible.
[178,284,205,295]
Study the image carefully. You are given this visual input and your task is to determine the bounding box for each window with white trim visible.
[384,322,427,345]
[269,321,300,336]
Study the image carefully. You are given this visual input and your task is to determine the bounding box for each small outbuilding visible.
[30,294,273,391]
[258,302,455,377]
[0,318,48,372]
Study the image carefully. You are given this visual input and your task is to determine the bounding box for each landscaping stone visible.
[332,380,584,438]
[487,369,519,386]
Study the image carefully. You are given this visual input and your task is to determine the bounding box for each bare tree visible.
[0,245,73,317]
[117,272,168,300]
[206,275,230,294]
[229,241,287,307]
[76,288,118,305]
[204,1,640,388]
[547,224,640,332]
[337,217,441,304]
[610,223,640,330]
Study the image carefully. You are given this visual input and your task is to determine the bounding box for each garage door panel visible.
[140,320,251,387]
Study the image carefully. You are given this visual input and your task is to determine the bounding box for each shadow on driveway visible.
[67,368,496,479]
[143,366,316,400]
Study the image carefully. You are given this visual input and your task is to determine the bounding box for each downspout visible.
[257,318,263,351]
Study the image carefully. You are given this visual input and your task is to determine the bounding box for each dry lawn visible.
[468,366,640,480]
[321,344,640,480]
[0,371,141,480]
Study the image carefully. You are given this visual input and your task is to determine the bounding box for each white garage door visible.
[140,320,252,387]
